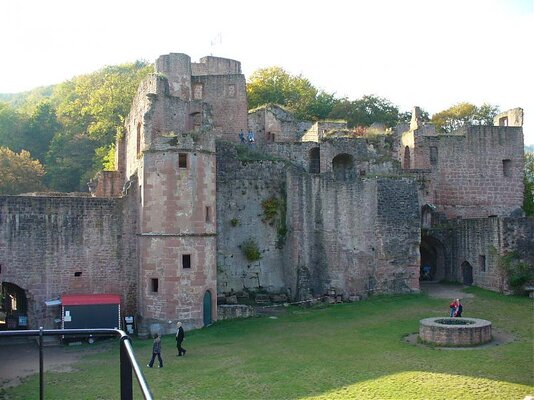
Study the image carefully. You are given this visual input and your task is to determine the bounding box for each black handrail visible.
[0,328,153,400]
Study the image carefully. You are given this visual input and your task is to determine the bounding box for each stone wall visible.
[192,74,248,139]
[216,142,420,301]
[0,194,138,329]
[448,217,534,292]
[216,143,289,295]
[286,173,420,299]
[417,126,524,218]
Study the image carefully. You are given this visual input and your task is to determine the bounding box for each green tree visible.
[0,146,45,194]
[431,102,499,133]
[45,61,152,190]
[246,66,336,120]
[524,151,534,216]
[328,95,400,128]
[23,100,61,162]
[0,102,26,151]
[44,131,99,192]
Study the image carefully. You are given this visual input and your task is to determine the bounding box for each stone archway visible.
[420,235,446,282]
[332,153,354,181]
[0,282,28,330]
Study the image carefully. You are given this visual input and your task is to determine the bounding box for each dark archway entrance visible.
[1,282,28,330]
[420,235,446,282]
[461,261,473,286]
[332,153,354,181]
[203,291,212,326]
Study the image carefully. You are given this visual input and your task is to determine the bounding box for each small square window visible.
[151,278,159,292]
[179,153,187,168]
[182,254,191,269]
[479,255,486,272]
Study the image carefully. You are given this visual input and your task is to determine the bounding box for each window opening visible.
[179,153,188,168]
[151,278,159,293]
[182,254,191,269]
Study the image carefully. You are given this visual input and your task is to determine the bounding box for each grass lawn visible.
[2,286,533,399]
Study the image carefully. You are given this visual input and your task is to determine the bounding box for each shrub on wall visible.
[495,250,534,294]
[241,238,262,262]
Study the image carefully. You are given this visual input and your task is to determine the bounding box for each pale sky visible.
[1,0,533,145]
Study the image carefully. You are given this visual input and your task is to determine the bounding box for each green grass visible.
[3,287,533,399]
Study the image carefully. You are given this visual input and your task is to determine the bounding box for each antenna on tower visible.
[209,32,222,55]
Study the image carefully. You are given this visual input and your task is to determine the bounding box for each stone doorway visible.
[461,261,474,286]
[0,282,28,330]
[420,235,446,282]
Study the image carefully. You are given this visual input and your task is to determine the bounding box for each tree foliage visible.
[431,102,499,133]
[328,95,400,128]
[0,147,45,194]
[0,61,152,192]
[246,66,336,120]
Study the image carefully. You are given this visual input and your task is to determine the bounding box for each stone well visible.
[419,317,492,346]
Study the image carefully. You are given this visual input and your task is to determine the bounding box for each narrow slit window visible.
[182,254,191,269]
[151,278,159,292]
[179,153,187,168]
[205,206,211,223]
[502,159,512,177]
[479,255,486,272]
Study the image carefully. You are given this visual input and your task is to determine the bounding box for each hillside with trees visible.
[0,61,152,193]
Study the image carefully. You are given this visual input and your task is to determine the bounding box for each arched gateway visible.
[419,235,446,282]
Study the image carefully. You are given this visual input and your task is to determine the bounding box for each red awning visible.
[61,294,121,306]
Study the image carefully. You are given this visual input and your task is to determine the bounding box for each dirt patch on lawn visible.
[0,340,110,389]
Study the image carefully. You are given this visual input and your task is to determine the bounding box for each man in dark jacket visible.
[147,333,163,368]
[176,322,186,356]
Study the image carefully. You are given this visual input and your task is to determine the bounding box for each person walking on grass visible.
[147,333,163,368]
[176,322,186,356]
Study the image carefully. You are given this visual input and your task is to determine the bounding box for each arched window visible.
[332,153,354,181]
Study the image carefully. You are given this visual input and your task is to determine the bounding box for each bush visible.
[241,238,262,262]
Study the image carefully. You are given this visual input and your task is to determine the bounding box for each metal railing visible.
[0,328,153,400]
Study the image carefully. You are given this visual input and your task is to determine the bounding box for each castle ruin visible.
[1,53,532,335]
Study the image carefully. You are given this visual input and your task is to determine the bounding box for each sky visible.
[1,0,533,145]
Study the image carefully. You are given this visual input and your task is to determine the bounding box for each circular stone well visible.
[419,317,492,347]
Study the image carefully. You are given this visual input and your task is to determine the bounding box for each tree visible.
[23,100,61,163]
[431,102,499,133]
[328,95,400,128]
[524,151,534,216]
[0,102,26,151]
[44,131,99,192]
[246,66,336,121]
[0,147,45,194]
